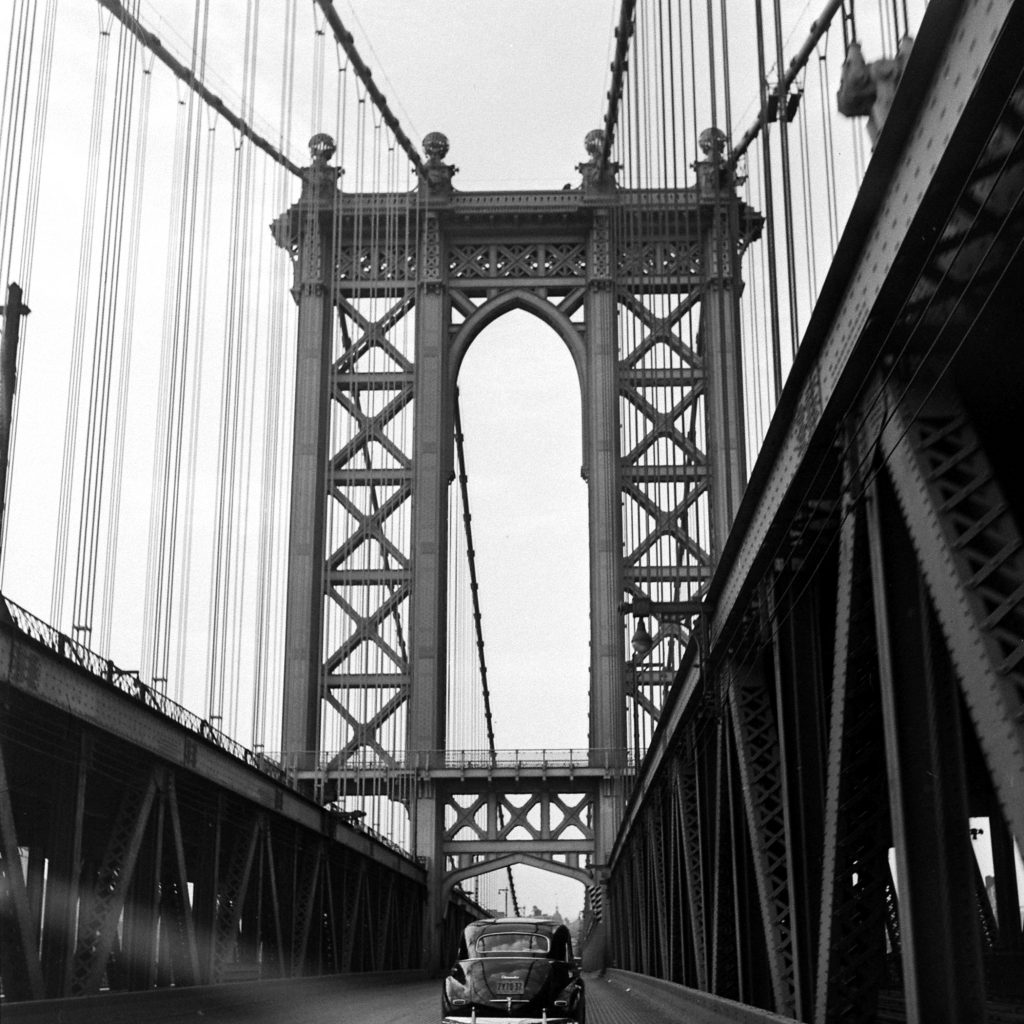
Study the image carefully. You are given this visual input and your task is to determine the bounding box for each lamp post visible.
[499,887,509,917]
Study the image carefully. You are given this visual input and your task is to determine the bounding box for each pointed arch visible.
[442,854,591,908]
[449,288,587,398]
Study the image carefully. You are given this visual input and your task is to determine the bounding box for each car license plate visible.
[495,979,524,995]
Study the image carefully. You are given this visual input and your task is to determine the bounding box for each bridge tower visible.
[272,128,759,967]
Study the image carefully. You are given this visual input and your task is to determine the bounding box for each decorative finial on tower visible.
[699,127,727,160]
[421,132,458,196]
[694,126,732,195]
[577,129,619,192]
[310,132,336,165]
[298,132,341,203]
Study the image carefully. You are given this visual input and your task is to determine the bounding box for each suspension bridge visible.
[1,0,1023,1020]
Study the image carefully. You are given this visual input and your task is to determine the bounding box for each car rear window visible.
[474,932,550,955]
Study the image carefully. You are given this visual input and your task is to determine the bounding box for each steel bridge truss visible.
[273,148,761,919]
[0,621,452,1001]
[608,0,1024,1018]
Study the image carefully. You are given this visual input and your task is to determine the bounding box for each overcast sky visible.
[1,0,928,918]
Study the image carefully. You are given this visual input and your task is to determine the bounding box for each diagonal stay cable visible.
[95,0,302,178]
[453,389,519,917]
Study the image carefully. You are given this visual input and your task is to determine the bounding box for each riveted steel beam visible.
[879,373,1024,849]
[866,472,986,1022]
[0,736,44,999]
[813,486,889,1024]
[70,771,158,995]
[727,657,798,1016]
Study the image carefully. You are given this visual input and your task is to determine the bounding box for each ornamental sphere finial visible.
[698,127,727,158]
[309,133,336,165]
[584,129,606,160]
[422,131,450,161]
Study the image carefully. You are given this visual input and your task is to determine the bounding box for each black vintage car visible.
[442,917,586,1022]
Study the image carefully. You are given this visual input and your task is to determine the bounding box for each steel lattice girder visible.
[727,658,799,1016]
[70,772,159,995]
[878,372,1024,847]
[813,488,890,1024]
[0,737,45,1000]
[0,645,429,999]
[605,1,1024,1017]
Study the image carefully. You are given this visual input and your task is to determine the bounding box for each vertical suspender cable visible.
[99,50,153,653]
[754,0,784,400]
[52,15,112,629]
[72,3,141,640]
[0,0,58,577]
[772,0,802,357]
[0,0,37,289]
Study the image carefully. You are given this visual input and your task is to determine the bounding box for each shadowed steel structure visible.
[607,0,1024,1020]
[0,598,461,1000]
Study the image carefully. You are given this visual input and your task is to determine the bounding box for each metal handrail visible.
[276,748,638,773]
[4,596,287,781]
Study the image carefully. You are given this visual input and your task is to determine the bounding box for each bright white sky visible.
[0,0,931,919]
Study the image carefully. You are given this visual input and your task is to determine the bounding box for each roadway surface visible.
[2,971,726,1024]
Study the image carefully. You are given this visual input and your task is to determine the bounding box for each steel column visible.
[70,771,158,995]
[163,773,200,986]
[0,282,28,555]
[727,656,799,1015]
[867,474,986,1022]
[211,818,260,982]
[989,812,1023,950]
[768,565,827,1017]
[879,373,1024,848]
[408,208,451,972]
[709,718,739,998]
[700,194,747,557]
[280,184,336,763]
[39,730,90,997]
[585,208,627,864]
[0,733,44,999]
[813,489,889,1024]
[678,752,709,989]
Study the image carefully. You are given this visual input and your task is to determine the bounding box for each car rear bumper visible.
[443,1017,573,1023]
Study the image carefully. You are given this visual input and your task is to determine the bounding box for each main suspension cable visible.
[94,0,302,178]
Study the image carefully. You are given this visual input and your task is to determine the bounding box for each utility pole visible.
[0,282,29,566]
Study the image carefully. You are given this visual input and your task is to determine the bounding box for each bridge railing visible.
[3,596,425,859]
[427,748,637,771]
[3,596,288,781]
[279,748,637,773]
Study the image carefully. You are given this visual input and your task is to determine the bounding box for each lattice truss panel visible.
[442,788,595,877]
[321,286,417,773]
[617,283,710,739]
[727,658,798,1016]
[448,241,586,282]
[882,371,1024,846]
